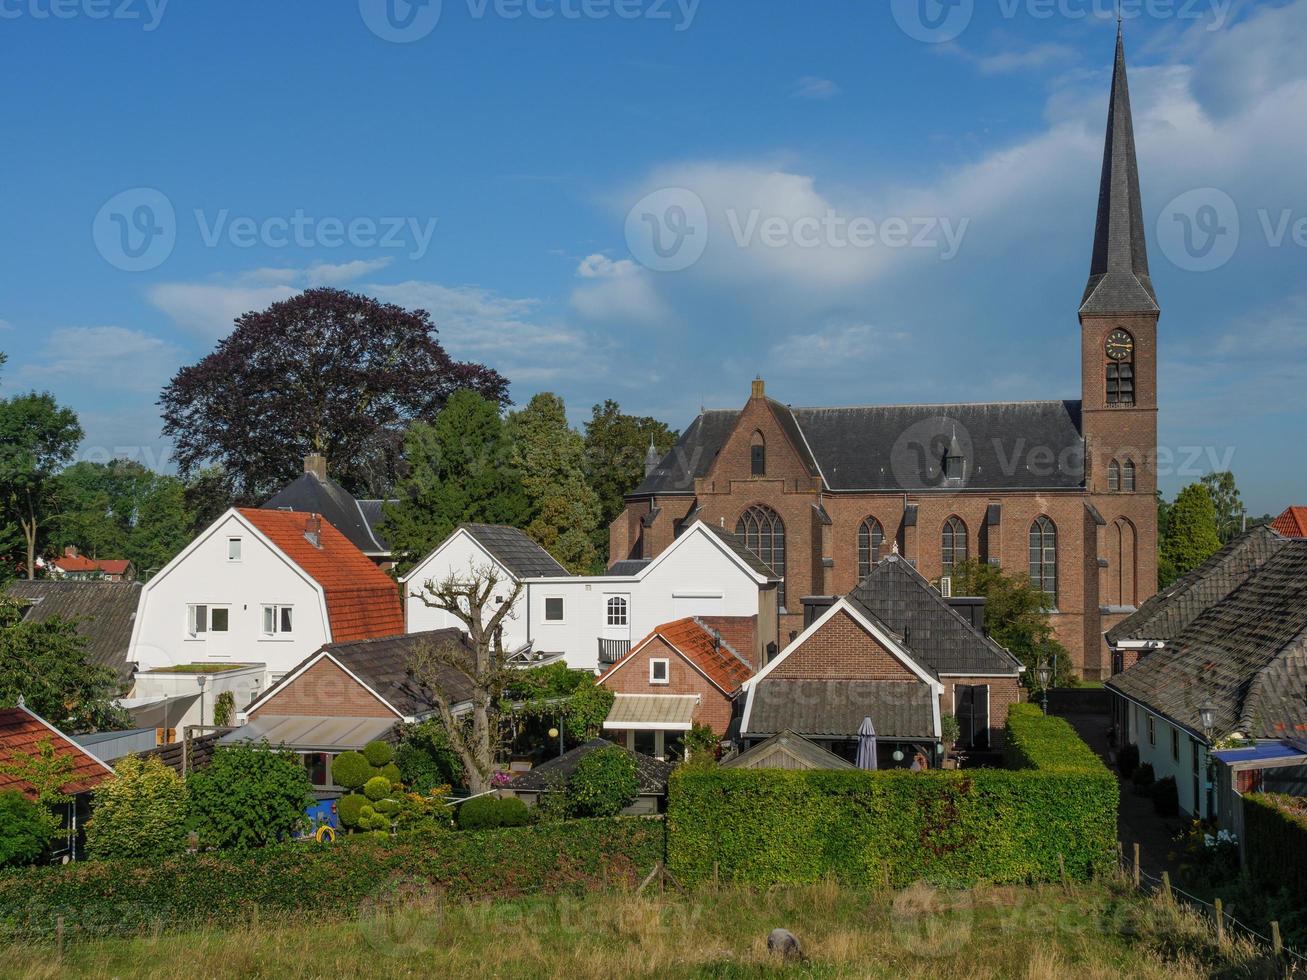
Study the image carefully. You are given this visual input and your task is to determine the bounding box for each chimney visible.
[304,453,328,482]
[644,439,660,478]
[304,513,322,549]
[750,376,765,400]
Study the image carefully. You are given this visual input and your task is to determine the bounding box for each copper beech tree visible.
[408,563,523,795]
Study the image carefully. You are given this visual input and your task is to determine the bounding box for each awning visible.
[603,694,699,732]
[220,715,398,752]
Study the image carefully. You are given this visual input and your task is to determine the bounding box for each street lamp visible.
[1035,663,1052,716]
[196,674,208,728]
[548,725,563,758]
[1199,704,1217,739]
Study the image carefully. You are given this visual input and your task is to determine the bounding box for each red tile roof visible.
[237,509,405,642]
[52,556,132,575]
[601,617,756,693]
[1271,507,1307,538]
[0,706,114,799]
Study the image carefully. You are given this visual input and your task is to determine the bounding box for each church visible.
[609,31,1159,680]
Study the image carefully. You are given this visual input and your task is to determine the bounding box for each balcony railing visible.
[598,638,631,666]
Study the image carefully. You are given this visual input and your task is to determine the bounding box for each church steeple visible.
[1080,26,1158,315]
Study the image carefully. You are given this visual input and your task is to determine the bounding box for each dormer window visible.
[943,453,965,481]
[750,431,766,476]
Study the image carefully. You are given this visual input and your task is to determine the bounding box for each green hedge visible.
[668,704,1116,888]
[0,817,665,941]
[1243,794,1307,904]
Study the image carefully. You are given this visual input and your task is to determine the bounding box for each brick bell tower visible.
[1081,25,1159,659]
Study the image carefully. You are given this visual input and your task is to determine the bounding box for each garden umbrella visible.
[856,716,878,770]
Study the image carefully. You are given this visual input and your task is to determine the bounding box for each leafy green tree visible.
[128,474,193,574]
[567,745,638,818]
[395,720,465,793]
[946,560,1072,684]
[1161,484,1223,580]
[0,392,83,579]
[0,737,74,805]
[582,400,676,553]
[85,755,189,860]
[0,790,60,867]
[1201,471,1247,544]
[183,466,237,534]
[508,393,601,573]
[187,744,313,849]
[382,390,530,573]
[0,599,132,728]
[505,663,615,747]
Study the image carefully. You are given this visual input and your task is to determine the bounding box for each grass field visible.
[0,879,1282,979]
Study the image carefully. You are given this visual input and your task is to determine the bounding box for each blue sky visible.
[2,0,1305,514]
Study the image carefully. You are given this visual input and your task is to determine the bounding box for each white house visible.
[126,508,405,732]
[403,521,781,672]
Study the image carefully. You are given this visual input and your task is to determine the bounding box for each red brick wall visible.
[598,636,736,735]
[769,609,918,682]
[250,657,396,720]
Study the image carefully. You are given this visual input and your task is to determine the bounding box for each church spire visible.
[1080,25,1158,315]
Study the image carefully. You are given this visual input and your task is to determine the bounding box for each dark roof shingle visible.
[746,678,935,740]
[6,581,141,686]
[510,738,673,794]
[460,524,569,579]
[263,474,392,556]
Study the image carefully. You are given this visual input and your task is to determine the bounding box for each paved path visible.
[1059,708,1186,880]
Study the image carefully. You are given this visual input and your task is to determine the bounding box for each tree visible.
[182,466,237,533]
[128,474,193,574]
[946,560,1072,684]
[85,755,189,860]
[159,287,510,501]
[409,565,523,795]
[0,599,132,729]
[381,391,530,573]
[1161,484,1223,580]
[582,400,677,552]
[0,790,60,867]
[187,743,313,849]
[0,392,82,579]
[1201,471,1247,544]
[566,745,638,818]
[508,393,601,573]
[395,721,465,793]
[0,737,74,805]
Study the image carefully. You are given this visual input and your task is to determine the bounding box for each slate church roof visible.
[634,401,1086,496]
[1108,537,1307,740]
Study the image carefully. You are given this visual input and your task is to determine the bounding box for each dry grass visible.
[0,878,1284,979]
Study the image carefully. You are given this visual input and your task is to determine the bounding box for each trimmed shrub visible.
[0,791,59,868]
[1117,743,1140,780]
[337,794,367,829]
[331,751,372,791]
[1150,776,1179,817]
[457,795,531,831]
[363,776,392,802]
[379,763,403,786]
[1244,794,1307,910]
[395,722,464,793]
[85,755,189,861]
[363,741,394,768]
[494,797,530,828]
[1132,763,1156,793]
[568,746,639,818]
[0,818,664,939]
[188,744,313,850]
[669,703,1117,887]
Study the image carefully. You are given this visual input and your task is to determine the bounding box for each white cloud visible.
[942,40,1077,75]
[148,259,395,338]
[764,322,908,373]
[792,76,841,99]
[18,326,183,394]
[576,253,638,279]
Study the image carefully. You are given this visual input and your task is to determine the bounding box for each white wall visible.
[129,664,266,731]
[1131,700,1210,819]
[128,512,331,683]
[526,527,764,672]
[402,530,531,651]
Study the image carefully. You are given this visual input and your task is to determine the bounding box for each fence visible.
[1118,841,1307,968]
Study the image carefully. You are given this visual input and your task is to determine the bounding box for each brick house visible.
[596,616,755,760]
[609,33,1161,680]
[740,555,1024,766]
[228,630,473,795]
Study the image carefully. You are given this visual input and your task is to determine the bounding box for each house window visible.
[1108,460,1121,493]
[750,431,765,476]
[736,504,786,608]
[262,605,294,636]
[303,752,330,787]
[606,596,628,627]
[1028,516,1057,603]
[650,659,669,685]
[544,597,565,622]
[857,518,885,579]
[1123,459,1136,493]
[941,516,968,573]
[227,537,242,562]
[189,604,228,636]
[1171,726,1180,763]
[1147,715,1156,746]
